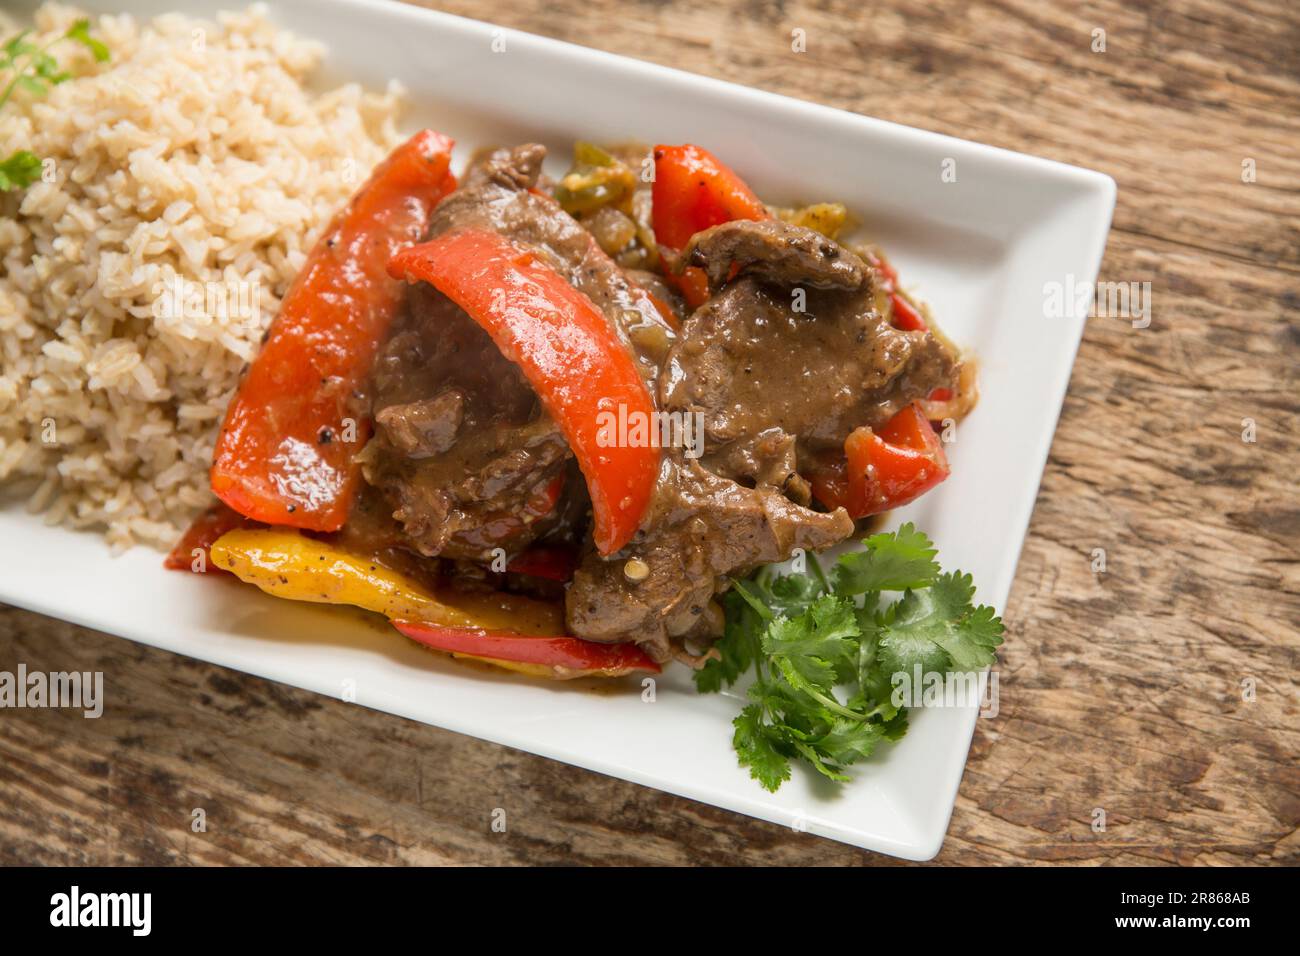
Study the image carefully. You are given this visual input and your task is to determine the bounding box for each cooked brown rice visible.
[0,3,404,552]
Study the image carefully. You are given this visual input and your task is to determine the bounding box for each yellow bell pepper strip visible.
[387,229,660,556]
[208,528,559,629]
[211,129,457,532]
[208,529,657,679]
[392,620,661,678]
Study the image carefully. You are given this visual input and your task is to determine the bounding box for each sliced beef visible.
[700,426,812,505]
[363,283,571,562]
[429,144,678,380]
[374,390,464,459]
[565,455,852,659]
[460,145,544,191]
[565,223,960,661]
[666,217,956,479]
[365,144,678,563]
[363,142,965,664]
[678,218,869,292]
[660,277,956,490]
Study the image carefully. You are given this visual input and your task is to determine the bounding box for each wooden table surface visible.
[2,0,1296,866]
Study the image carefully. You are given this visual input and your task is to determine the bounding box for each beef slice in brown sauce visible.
[363,282,571,562]
[428,144,678,381]
[678,217,869,292]
[662,276,957,489]
[565,455,852,657]
[365,144,675,563]
[566,221,961,662]
[366,146,960,663]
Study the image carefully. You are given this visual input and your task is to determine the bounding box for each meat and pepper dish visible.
[4,5,1009,798]
[167,130,977,680]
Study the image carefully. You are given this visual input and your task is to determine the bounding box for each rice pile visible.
[0,3,405,551]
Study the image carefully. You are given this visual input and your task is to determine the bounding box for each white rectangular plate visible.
[0,0,1114,859]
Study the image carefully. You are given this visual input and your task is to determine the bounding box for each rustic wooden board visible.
[1,0,1296,865]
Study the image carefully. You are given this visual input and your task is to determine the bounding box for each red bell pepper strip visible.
[864,248,928,332]
[637,285,682,332]
[865,250,954,409]
[866,248,898,286]
[651,145,768,248]
[651,144,769,309]
[889,292,927,332]
[866,249,953,408]
[461,471,566,558]
[164,502,261,574]
[210,129,458,532]
[392,619,661,677]
[811,403,950,519]
[507,544,578,583]
[388,229,659,556]
[671,268,713,311]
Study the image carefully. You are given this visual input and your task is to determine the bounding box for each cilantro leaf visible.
[833,522,940,594]
[877,572,1004,675]
[851,623,904,722]
[694,588,757,692]
[701,524,1004,792]
[762,570,827,619]
[811,717,885,767]
[733,704,791,792]
[31,50,71,85]
[790,739,850,782]
[762,594,859,700]
[876,602,954,676]
[1,31,35,66]
[0,150,41,191]
[747,673,829,729]
[0,19,109,189]
[878,709,909,741]
[935,589,1005,671]
[64,19,110,63]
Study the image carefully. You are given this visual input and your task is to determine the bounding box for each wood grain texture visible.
[1,0,1296,865]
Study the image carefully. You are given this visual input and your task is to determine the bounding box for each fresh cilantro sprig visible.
[0,148,40,191]
[695,523,1004,792]
[0,18,109,192]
